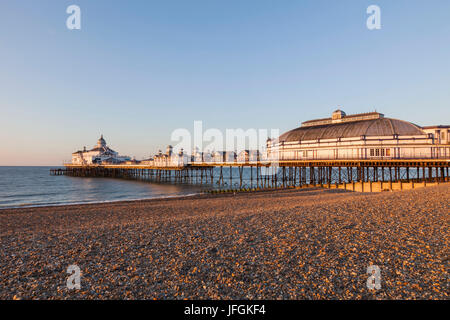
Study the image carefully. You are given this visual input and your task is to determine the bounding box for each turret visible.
[97,134,106,148]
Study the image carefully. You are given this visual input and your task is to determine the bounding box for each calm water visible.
[0,166,418,209]
[0,167,203,209]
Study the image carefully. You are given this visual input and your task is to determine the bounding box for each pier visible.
[50,159,450,192]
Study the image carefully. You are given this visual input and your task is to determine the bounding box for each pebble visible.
[0,185,448,299]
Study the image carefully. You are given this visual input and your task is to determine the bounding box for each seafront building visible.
[70,110,449,167]
[71,135,131,165]
[60,110,448,190]
[192,148,212,163]
[237,150,262,162]
[153,145,189,167]
[422,125,450,144]
[267,110,450,161]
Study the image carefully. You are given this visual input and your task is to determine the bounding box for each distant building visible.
[211,151,236,163]
[211,151,226,163]
[102,157,126,165]
[140,157,154,165]
[173,148,189,166]
[225,151,237,162]
[267,110,450,160]
[153,145,189,167]
[153,149,168,166]
[124,159,141,165]
[422,125,450,145]
[71,135,131,165]
[192,148,212,163]
[237,150,261,162]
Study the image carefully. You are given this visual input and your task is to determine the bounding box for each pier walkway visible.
[50,159,450,191]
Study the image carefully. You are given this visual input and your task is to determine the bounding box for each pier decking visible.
[51,159,450,191]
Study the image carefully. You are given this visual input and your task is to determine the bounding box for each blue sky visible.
[1,0,449,165]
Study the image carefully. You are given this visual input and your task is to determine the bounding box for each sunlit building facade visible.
[71,135,131,165]
[267,110,450,161]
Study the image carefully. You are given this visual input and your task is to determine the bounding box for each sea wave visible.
[0,193,201,210]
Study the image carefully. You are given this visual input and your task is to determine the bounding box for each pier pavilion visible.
[267,110,449,161]
[71,135,131,165]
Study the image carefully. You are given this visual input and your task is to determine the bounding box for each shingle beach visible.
[0,185,448,300]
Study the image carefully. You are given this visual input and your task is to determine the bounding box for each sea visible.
[0,166,415,209]
[0,166,204,209]
[0,166,288,209]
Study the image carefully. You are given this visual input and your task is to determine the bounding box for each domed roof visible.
[278,117,425,142]
[97,134,106,147]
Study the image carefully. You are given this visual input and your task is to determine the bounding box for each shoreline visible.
[0,186,326,213]
[0,192,203,212]
[1,184,448,299]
